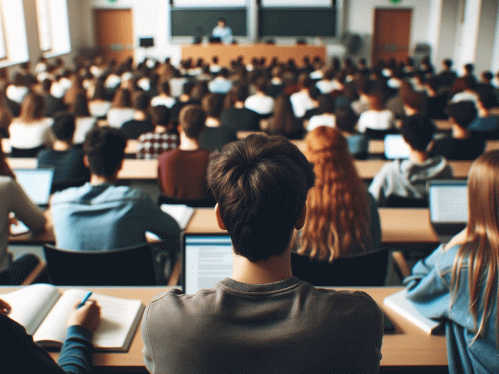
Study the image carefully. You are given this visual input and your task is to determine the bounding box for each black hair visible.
[401,115,435,151]
[52,113,75,142]
[445,101,477,129]
[83,126,127,177]
[179,104,206,139]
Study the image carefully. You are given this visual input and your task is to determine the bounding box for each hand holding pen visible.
[68,292,101,332]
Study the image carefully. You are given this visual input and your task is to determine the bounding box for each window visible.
[36,0,71,57]
[36,0,53,52]
[0,0,29,67]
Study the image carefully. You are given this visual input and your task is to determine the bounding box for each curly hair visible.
[295,126,373,262]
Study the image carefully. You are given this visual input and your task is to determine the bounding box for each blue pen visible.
[77,291,92,309]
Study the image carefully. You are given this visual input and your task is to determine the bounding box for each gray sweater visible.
[142,277,383,374]
[369,156,453,206]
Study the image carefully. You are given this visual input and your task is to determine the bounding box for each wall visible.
[434,0,459,67]
[78,0,170,64]
[475,0,499,73]
[345,0,431,62]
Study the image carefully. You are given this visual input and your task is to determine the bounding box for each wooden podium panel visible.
[181,44,326,66]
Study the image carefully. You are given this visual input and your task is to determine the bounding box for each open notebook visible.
[1,284,144,352]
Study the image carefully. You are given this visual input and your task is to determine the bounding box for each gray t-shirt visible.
[142,277,383,374]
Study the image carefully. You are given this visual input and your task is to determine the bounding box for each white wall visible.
[78,0,170,64]
[475,0,499,73]
[434,0,459,67]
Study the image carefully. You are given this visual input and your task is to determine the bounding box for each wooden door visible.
[372,9,412,64]
[94,9,134,64]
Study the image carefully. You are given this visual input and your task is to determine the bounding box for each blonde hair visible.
[452,150,499,344]
[296,126,372,262]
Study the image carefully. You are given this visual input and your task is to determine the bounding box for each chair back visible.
[385,195,428,208]
[291,247,389,286]
[158,195,216,208]
[43,244,157,286]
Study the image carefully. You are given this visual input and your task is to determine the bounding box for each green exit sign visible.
[390,0,403,4]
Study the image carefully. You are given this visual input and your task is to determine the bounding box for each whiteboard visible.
[261,0,332,7]
[174,0,247,7]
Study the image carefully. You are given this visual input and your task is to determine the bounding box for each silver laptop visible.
[428,180,468,242]
[384,134,410,160]
[181,233,233,294]
[13,168,55,207]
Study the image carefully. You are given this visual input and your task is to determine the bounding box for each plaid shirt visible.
[136,131,179,159]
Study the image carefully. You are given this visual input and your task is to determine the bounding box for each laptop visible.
[13,168,55,207]
[181,233,397,332]
[384,134,410,160]
[428,180,468,242]
[182,233,233,295]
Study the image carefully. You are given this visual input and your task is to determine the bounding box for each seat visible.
[385,195,428,208]
[43,244,157,286]
[291,247,389,287]
[157,195,216,208]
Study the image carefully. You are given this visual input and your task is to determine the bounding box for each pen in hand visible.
[77,292,93,309]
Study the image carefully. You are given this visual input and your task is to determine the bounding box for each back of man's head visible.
[207,135,315,262]
[52,113,76,142]
[179,104,206,139]
[445,101,477,129]
[478,90,497,109]
[401,115,435,151]
[402,90,428,112]
[83,126,127,177]
[133,91,151,111]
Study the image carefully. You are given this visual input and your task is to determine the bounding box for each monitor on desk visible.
[13,168,54,207]
[182,233,233,295]
[428,180,468,241]
[384,134,410,160]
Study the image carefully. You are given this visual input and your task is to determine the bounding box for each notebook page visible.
[89,293,144,351]
[34,288,89,346]
[1,284,60,335]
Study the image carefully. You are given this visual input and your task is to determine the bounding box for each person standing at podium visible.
[211,18,233,44]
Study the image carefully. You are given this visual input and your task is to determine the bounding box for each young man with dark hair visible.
[468,90,499,139]
[429,101,484,160]
[435,59,457,89]
[157,104,211,199]
[220,84,260,131]
[37,113,90,192]
[369,114,453,206]
[198,94,237,151]
[121,92,155,139]
[50,126,180,251]
[142,135,383,374]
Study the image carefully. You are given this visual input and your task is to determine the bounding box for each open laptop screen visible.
[13,168,54,206]
[182,234,233,294]
[428,180,468,223]
[384,134,410,160]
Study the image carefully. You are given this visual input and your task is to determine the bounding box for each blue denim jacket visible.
[404,244,499,373]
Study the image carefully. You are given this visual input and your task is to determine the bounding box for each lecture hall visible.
[1,0,499,373]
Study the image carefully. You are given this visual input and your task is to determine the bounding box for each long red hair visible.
[295,126,372,262]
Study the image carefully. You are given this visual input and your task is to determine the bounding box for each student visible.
[50,126,180,251]
[220,84,260,132]
[121,92,154,140]
[40,79,66,118]
[71,93,97,145]
[292,127,380,272]
[106,88,135,128]
[208,68,232,94]
[369,112,452,206]
[157,105,210,199]
[244,77,275,118]
[357,89,395,138]
[404,150,499,373]
[9,92,54,157]
[468,90,499,139]
[290,72,318,118]
[429,101,484,160]
[1,297,100,374]
[435,59,457,89]
[88,78,112,119]
[151,81,176,109]
[306,94,336,132]
[262,94,304,139]
[142,134,383,373]
[198,93,237,152]
[335,104,368,159]
[136,105,179,159]
[0,146,46,284]
[37,113,90,192]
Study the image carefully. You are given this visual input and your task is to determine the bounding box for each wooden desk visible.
[181,44,326,68]
[0,285,447,370]
[369,139,499,155]
[185,208,440,244]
